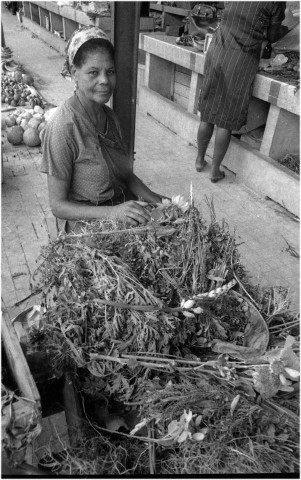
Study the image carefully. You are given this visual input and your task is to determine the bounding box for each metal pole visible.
[111,2,140,168]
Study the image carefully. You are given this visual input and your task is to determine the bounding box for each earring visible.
[74,81,78,92]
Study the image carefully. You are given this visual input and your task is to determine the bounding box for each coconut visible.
[5,115,16,127]
[23,127,41,147]
[7,126,24,145]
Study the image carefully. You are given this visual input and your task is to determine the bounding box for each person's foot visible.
[210,171,225,183]
[195,159,208,172]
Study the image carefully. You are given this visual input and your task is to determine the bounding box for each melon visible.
[27,118,41,130]
[20,112,33,120]
[23,127,41,147]
[5,115,16,127]
[7,126,24,145]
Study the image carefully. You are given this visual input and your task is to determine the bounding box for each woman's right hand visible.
[111,201,151,226]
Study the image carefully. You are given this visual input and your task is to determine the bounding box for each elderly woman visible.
[41,26,164,233]
[195,1,287,182]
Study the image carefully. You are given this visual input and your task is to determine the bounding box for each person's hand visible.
[111,201,151,227]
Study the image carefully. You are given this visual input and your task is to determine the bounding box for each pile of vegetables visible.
[22,197,299,475]
[259,51,300,87]
[1,72,43,108]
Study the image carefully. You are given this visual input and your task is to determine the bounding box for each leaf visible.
[252,366,280,399]
[212,341,264,361]
[126,357,139,370]
[167,420,181,436]
[130,418,148,436]
[207,275,225,282]
[195,415,203,428]
[212,318,228,340]
[232,291,269,355]
[230,394,240,416]
[276,433,290,442]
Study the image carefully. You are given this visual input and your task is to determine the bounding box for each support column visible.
[260,105,300,160]
[111,2,140,167]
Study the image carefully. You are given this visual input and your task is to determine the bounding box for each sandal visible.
[211,171,225,183]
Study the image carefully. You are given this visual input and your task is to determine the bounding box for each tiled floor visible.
[1,6,300,323]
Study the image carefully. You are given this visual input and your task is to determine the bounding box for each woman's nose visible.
[98,72,109,83]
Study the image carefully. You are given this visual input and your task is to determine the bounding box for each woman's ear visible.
[70,65,77,82]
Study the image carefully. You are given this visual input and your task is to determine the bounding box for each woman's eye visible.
[107,69,115,76]
[89,71,98,77]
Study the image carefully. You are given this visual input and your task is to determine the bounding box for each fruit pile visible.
[1,72,44,108]
[4,105,46,147]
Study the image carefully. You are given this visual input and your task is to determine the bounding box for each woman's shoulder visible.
[45,96,77,126]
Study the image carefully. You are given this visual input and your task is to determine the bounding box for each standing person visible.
[41,26,165,234]
[195,2,288,182]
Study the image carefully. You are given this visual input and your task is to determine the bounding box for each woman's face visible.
[72,49,116,105]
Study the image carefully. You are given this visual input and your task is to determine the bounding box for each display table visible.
[22,1,154,47]
[138,32,299,216]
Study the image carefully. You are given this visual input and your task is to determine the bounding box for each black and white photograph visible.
[1,1,300,477]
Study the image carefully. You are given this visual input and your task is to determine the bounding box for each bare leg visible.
[211,127,231,182]
[195,121,214,172]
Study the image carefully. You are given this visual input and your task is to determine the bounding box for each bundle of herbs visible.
[27,196,299,475]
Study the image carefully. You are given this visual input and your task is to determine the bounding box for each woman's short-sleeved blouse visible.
[40,92,131,205]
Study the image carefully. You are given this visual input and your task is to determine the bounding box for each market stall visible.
[138,30,300,217]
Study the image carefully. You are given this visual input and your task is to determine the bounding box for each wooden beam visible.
[2,314,41,405]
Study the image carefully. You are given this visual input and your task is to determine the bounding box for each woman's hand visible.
[112,201,151,226]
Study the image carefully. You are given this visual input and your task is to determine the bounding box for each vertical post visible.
[37,6,41,27]
[1,21,6,47]
[29,2,33,21]
[111,2,141,168]
[62,16,66,41]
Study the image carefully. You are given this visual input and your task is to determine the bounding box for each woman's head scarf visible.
[61,25,111,79]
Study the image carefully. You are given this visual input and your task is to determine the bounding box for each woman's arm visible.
[48,175,151,226]
[125,172,166,204]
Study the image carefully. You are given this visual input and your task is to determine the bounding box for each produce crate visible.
[1,312,42,470]
[6,307,83,472]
